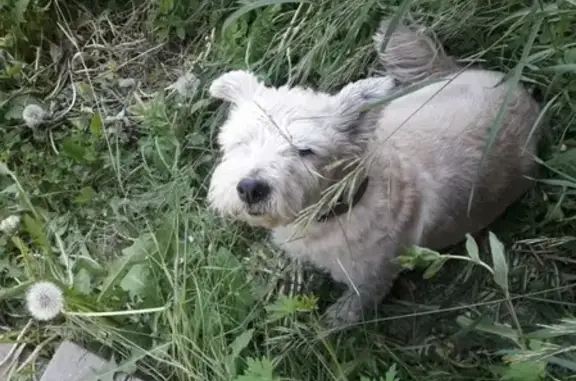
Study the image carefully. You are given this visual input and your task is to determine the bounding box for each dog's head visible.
[207,70,393,228]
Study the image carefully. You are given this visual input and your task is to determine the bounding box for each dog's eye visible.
[297,148,314,157]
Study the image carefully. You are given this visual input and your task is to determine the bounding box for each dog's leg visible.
[323,240,401,328]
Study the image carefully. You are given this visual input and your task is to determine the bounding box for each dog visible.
[206,18,542,327]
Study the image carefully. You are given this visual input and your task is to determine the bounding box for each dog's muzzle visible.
[236,178,271,208]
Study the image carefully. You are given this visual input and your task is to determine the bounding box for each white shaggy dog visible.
[207,19,542,327]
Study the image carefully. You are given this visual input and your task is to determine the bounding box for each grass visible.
[1,0,576,380]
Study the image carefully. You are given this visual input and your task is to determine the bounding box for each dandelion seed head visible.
[26,281,64,321]
[118,78,137,89]
[0,215,21,235]
[22,104,47,128]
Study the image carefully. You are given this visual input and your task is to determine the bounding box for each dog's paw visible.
[322,294,363,329]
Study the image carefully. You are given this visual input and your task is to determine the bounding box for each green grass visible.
[1,0,576,380]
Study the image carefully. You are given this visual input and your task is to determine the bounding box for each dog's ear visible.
[208,70,263,104]
[332,77,395,134]
[335,77,395,115]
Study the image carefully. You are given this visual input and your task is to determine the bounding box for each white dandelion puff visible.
[26,281,64,321]
[0,215,21,235]
[22,104,47,128]
[118,77,137,89]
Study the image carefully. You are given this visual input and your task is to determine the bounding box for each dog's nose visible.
[236,178,270,204]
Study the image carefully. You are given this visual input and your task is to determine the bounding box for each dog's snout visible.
[236,178,270,204]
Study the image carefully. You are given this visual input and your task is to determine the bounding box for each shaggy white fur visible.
[207,18,542,327]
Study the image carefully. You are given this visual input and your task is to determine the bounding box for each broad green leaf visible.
[11,236,35,277]
[397,246,441,270]
[547,148,576,178]
[227,329,255,376]
[501,360,546,381]
[423,257,448,279]
[265,294,299,322]
[23,214,49,249]
[14,0,31,24]
[6,62,24,78]
[98,233,155,302]
[564,48,576,63]
[75,81,95,100]
[489,232,509,293]
[540,64,576,73]
[0,257,24,278]
[385,363,400,381]
[159,0,174,13]
[457,315,519,345]
[4,95,40,120]
[120,263,150,300]
[229,329,254,360]
[89,113,103,138]
[74,186,96,205]
[233,357,276,381]
[465,233,480,262]
[74,268,92,295]
[265,294,317,322]
[0,162,10,176]
[62,139,87,163]
[545,202,564,221]
[546,356,576,372]
[0,280,34,301]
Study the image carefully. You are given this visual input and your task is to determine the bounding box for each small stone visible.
[0,215,20,235]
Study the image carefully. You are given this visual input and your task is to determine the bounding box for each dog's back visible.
[370,19,542,250]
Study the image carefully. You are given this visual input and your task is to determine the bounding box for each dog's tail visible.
[373,19,458,85]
